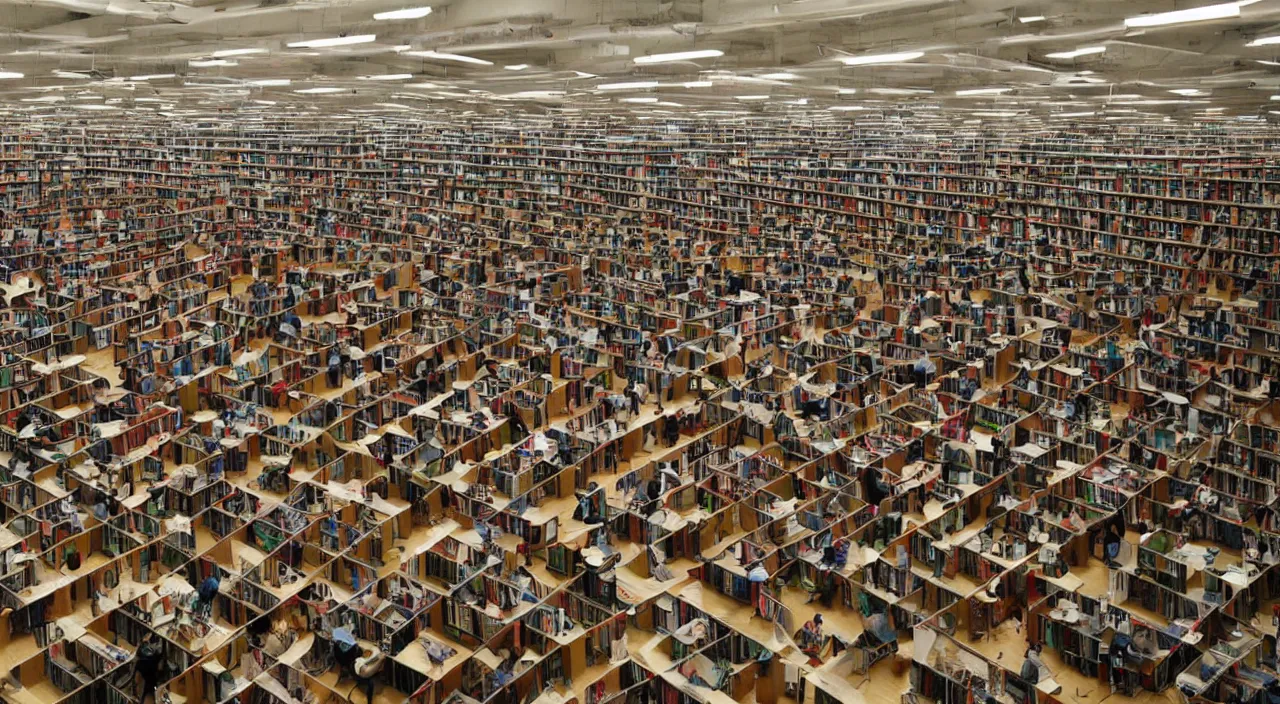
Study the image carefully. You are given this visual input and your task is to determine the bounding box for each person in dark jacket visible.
[333,628,377,704]
[135,635,166,704]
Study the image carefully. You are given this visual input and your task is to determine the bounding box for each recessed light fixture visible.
[1044,46,1107,59]
[373,6,432,20]
[213,48,267,57]
[405,50,493,65]
[504,64,529,71]
[130,74,175,81]
[288,35,376,49]
[956,87,1011,96]
[840,51,924,66]
[1018,15,1046,23]
[598,81,659,91]
[295,87,346,94]
[1124,1,1251,28]
[360,73,414,81]
[634,49,724,64]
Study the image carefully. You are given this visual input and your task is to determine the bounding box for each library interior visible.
[3,3,1280,704]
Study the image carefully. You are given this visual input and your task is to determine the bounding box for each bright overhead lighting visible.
[405,50,492,65]
[1124,1,1248,28]
[213,48,266,57]
[1259,59,1280,66]
[71,104,118,110]
[1044,46,1106,59]
[838,88,858,94]
[598,81,659,91]
[130,73,174,81]
[0,71,23,79]
[634,49,724,64]
[956,87,1011,96]
[373,6,432,20]
[361,73,413,81]
[52,70,91,79]
[504,64,529,70]
[620,97,659,103]
[21,96,62,102]
[830,105,869,111]
[249,79,291,86]
[1019,15,1046,23]
[759,72,800,80]
[1054,111,1097,117]
[973,110,1020,117]
[840,51,924,66]
[1248,35,1280,46]
[288,34,376,49]
[295,87,346,94]
[683,81,713,88]
[735,95,769,100]
[869,87,933,95]
[1169,88,1205,96]
[190,59,236,67]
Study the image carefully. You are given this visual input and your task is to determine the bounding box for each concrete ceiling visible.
[1,0,1280,121]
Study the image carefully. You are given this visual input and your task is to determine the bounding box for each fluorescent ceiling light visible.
[190,59,236,67]
[213,48,266,57]
[598,81,659,91]
[1019,15,1046,22]
[72,104,118,110]
[735,95,768,100]
[373,6,431,20]
[830,105,868,111]
[956,87,1011,95]
[620,97,659,103]
[252,100,277,105]
[0,71,23,79]
[1169,88,1205,95]
[683,81,713,88]
[504,64,529,70]
[634,49,723,64]
[838,88,858,94]
[1044,46,1106,59]
[130,74,174,81]
[758,72,800,80]
[288,34,376,49]
[840,51,924,66]
[1248,35,1280,46]
[405,50,492,65]
[295,87,345,94]
[1124,2,1247,28]
[1055,111,1096,117]
[249,79,291,86]
[1258,59,1280,66]
[361,73,413,81]
[869,87,933,95]
[21,96,62,102]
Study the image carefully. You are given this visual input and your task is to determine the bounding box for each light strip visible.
[1054,111,1097,117]
[840,51,924,66]
[130,73,174,80]
[288,34,376,49]
[620,97,659,103]
[868,87,933,95]
[373,6,432,20]
[0,71,23,79]
[830,105,869,111]
[1124,1,1246,28]
[1018,15,1046,23]
[735,95,769,100]
[360,73,414,81]
[1044,46,1106,59]
[213,48,267,57]
[190,59,236,67]
[504,64,529,71]
[956,87,1011,95]
[248,79,291,86]
[295,87,345,94]
[597,81,659,91]
[634,49,723,64]
[405,50,493,65]
[1248,35,1280,46]
[683,80,713,88]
